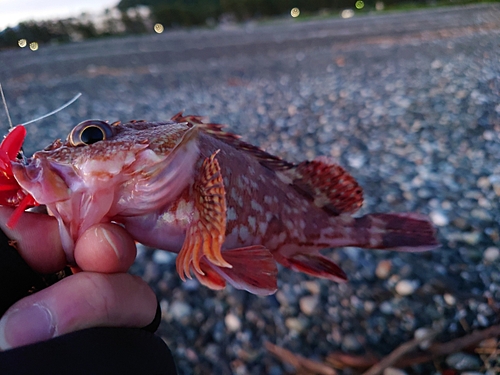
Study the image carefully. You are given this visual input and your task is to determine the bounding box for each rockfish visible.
[11,114,438,295]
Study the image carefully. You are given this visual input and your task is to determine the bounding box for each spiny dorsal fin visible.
[285,156,364,216]
[171,113,294,171]
[171,114,363,215]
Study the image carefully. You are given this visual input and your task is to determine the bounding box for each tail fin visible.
[354,212,439,252]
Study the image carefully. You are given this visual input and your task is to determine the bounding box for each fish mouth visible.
[12,157,71,205]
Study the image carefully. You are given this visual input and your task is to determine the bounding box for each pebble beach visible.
[0,4,499,374]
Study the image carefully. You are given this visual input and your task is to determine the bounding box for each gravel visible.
[0,4,499,374]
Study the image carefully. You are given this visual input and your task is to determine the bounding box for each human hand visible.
[0,207,157,350]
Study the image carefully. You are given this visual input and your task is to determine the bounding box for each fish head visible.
[12,119,200,261]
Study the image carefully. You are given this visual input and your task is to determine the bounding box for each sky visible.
[0,0,119,30]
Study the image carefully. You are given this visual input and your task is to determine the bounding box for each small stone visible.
[299,295,319,316]
[348,153,366,168]
[483,247,500,263]
[364,300,376,313]
[443,293,456,306]
[446,352,482,371]
[477,314,489,327]
[429,210,449,226]
[225,313,242,332]
[285,317,307,333]
[490,175,500,196]
[383,368,408,375]
[462,232,481,245]
[275,291,290,306]
[170,301,192,321]
[380,301,393,314]
[152,250,174,264]
[376,259,392,279]
[431,59,443,69]
[302,281,320,295]
[471,208,492,221]
[414,327,434,350]
[395,280,419,296]
[342,333,362,351]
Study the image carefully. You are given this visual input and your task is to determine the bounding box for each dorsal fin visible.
[171,113,294,171]
[171,114,363,216]
[284,156,364,215]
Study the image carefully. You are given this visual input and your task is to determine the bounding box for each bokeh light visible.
[154,23,164,34]
[290,8,300,18]
[18,39,27,48]
[355,1,365,9]
[341,9,355,19]
[29,42,38,51]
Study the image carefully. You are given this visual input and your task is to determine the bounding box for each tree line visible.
[0,0,450,50]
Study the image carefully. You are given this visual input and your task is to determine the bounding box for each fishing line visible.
[0,84,14,129]
[0,85,82,162]
[21,93,82,126]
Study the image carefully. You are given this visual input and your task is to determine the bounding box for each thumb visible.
[0,272,157,350]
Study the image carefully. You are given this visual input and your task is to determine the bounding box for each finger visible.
[0,272,157,350]
[74,223,137,273]
[0,207,64,274]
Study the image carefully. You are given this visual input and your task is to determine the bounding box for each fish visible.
[9,113,439,295]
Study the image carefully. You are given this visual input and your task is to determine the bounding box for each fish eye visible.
[69,120,114,146]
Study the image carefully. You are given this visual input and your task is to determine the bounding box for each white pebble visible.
[414,327,434,350]
[299,295,319,316]
[152,250,175,264]
[484,247,500,263]
[225,313,242,332]
[444,293,456,306]
[395,280,419,296]
[376,259,392,279]
[285,317,306,333]
[429,210,449,226]
[170,301,192,321]
[462,232,481,245]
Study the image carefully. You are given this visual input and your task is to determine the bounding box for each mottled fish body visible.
[12,114,438,295]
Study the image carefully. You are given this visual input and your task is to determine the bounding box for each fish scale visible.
[10,114,439,295]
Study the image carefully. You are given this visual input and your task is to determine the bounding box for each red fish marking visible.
[9,114,439,295]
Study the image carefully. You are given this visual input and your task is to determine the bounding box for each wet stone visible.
[483,247,500,263]
[170,301,192,321]
[225,313,242,332]
[285,317,307,334]
[445,352,482,371]
[395,280,419,296]
[152,250,175,264]
[341,333,362,352]
[414,327,434,350]
[429,210,449,227]
[299,295,319,316]
[462,232,481,245]
[376,259,392,279]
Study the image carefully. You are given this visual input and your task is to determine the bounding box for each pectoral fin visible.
[176,150,232,281]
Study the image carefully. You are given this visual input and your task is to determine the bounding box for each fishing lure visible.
[0,86,81,228]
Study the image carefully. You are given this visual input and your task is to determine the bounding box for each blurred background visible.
[0,1,499,374]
